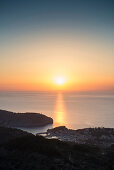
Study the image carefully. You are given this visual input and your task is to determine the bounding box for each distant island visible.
[0,109,53,127]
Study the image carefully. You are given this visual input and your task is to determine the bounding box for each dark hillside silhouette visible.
[0,127,113,170]
[0,109,53,127]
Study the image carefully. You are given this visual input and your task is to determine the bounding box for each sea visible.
[0,91,114,134]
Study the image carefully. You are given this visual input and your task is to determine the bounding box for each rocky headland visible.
[0,109,53,127]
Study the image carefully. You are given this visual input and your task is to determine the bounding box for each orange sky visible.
[0,32,114,91]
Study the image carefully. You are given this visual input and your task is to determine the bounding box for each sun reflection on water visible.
[54,93,67,127]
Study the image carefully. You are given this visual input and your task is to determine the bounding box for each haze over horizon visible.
[0,0,114,91]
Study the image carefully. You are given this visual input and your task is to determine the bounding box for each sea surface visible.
[0,91,114,134]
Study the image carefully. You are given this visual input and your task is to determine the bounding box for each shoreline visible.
[37,126,114,148]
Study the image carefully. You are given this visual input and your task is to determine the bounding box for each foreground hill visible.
[0,126,33,144]
[0,109,53,127]
[0,126,114,170]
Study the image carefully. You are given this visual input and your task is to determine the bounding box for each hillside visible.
[0,126,33,144]
[0,126,114,170]
[0,109,53,127]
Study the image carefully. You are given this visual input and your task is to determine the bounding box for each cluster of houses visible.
[45,126,114,147]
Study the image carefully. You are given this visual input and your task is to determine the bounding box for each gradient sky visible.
[0,0,114,91]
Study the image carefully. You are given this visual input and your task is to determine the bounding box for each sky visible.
[0,0,114,91]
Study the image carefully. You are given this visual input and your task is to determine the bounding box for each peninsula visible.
[0,109,53,127]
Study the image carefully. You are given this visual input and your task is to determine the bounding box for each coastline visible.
[1,109,114,148]
[37,126,114,148]
[0,109,53,128]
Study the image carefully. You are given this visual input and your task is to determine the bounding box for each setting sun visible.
[55,77,65,85]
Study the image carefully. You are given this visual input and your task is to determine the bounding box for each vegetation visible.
[0,126,114,169]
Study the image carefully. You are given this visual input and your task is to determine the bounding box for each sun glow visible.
[55,77,65,85]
